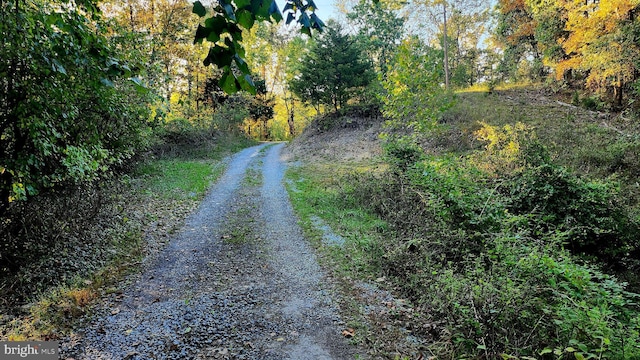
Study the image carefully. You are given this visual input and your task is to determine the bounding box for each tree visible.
[246,79,275,140]
[102,0,200,108]
[555,0,640,105]
[192,0,325,94]
[380,37,455,133]
[0,0,150,213]
[347,0,405,75]
[525,0,567,64]
[289,21,374,112]
[495,0,541,80]
[408,0,490,89]
[442,7,488,86]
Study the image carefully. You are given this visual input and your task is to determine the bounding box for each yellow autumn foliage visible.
[556,0,640,96]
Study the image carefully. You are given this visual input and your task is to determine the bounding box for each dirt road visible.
[61,143,361,359]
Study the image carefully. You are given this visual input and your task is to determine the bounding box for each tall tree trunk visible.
[443,2,450,90]
[196,72,200,111]
[128,0,135,32]
[615,78,623,107]
[287,99,295,137]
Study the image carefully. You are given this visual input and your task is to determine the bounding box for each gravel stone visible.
[60,143,363,359]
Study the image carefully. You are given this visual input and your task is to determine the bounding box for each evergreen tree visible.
[289,21,374,112]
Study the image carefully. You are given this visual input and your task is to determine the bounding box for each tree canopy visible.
[289,21,375,111]
[192,0,326,94]
[496,0,640,104]
[0,0,151,213]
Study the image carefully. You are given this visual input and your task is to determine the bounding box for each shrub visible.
[336,123,640,358]
[503,161,639,265]
[381,136,425,173]
[380,37,455,133]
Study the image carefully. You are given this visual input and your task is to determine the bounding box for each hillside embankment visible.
[283,89,640,359]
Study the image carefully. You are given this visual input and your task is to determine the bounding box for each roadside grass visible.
[1,134,256,341]
[286,88,640,358]
[286,162,408,356]
[135,160,225,200]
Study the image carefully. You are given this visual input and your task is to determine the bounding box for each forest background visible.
[3,0,640,358]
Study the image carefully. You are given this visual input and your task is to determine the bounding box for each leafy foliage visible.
[380,37,455,133]
[556,0,640,105]
[0,0,151,211]
[494,0,640,106]
[347,0,405,75]
[289,21,375,111]
[329,124,640,358]
[192,0,325,94]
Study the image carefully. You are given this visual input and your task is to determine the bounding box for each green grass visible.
[135,160,223,200]
[1,133,256,341]
[243,164,263,187]
[285,164,388,289]
[438,90,640,209]
[285,88,640,358]
[443,91,638,174]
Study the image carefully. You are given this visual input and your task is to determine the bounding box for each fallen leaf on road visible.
[342,328,355,338]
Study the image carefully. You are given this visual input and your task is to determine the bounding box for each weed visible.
[286,93,640,358]
[134,160,219,200]
[243,166,263,187]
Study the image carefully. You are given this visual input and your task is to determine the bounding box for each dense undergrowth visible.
[287,90,640,359]
[0,129,255,340]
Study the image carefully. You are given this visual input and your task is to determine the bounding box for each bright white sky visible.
[276,0,340,23]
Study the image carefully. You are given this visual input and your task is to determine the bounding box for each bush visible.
[336,123,640,358]
[503,161,639,265]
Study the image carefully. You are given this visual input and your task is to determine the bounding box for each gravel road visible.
[61,143,362,360]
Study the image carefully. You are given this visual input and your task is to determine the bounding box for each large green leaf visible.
[238,74,257,95]
[286,12,295,24]
[223,4,236,21]
[268,1,283,22]
[203,46,234,67]
[251,0,272,20]
[234,54,250,74]
[192,1,207,17]
[220,70,240,93]
[194,24,212,44]
[205,15,229,34]
[299,12,311,29]
[310,13,324,30]
[237,10,255,29]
